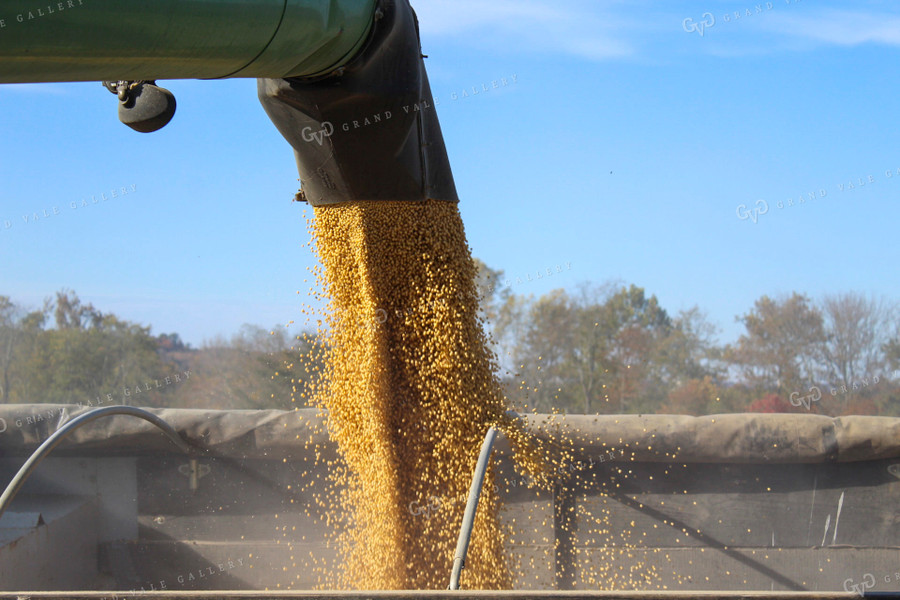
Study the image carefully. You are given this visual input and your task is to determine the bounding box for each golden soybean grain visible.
[301,199,663,592]
[308,200,516,590]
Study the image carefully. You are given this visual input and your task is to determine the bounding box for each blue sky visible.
[2,0,899,346]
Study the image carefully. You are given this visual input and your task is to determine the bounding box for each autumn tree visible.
[819,293,897,414]
[473,259,510,327]
[0,296,20,403]
[495,288,576,413]
[495,282,716,415]
[2,290,177,406]
[180,324,319,410]
[157,332,190,352]
[597,285,673,413]
[659,376,723,416]
[886,336,900,387]
[726,294,825,397]
[656,307,722,385]
[747,393,793,414]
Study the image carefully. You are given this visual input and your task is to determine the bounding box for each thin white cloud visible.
[760,8,900,47]
[414,0,638,61]
[663,3,900,59]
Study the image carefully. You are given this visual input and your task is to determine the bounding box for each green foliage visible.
[2,290,177,406]
[0,290,327,411]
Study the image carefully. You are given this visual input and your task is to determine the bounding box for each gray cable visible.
[0,405,197,521]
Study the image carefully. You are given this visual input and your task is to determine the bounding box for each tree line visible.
[0,290,311,411]
[2,276,899,417]
[474,260,900,417]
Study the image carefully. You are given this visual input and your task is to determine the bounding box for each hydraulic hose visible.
[0,405,198,521]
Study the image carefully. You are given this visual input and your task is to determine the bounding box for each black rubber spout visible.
[258,0,458,207]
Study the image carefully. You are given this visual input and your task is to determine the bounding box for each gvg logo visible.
[301,121,334,145]
[408,496,442,520]
[736,199,768,224]
[684,3,778,36]
[844,573,875,596]
[683,12,715,36]
[790,386,821,411]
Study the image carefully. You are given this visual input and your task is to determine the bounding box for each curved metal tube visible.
[448,411,520,590]
[0,0,377,83]
[0,405,197,521]
[449,425,497,590]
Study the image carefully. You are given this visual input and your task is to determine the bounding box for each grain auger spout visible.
[0,0,457,204]
[257,0,458,206]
